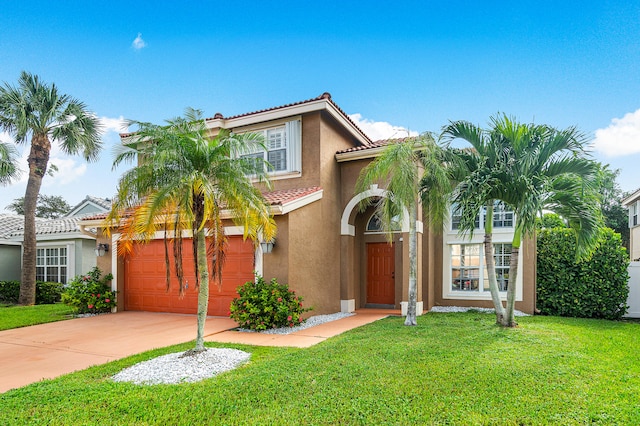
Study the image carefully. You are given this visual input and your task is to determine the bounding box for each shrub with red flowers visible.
[61,267,116,314]
[229,275,311,331]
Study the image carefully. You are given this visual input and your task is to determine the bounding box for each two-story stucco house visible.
[81,93,536,317]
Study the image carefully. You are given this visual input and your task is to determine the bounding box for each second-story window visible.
[239,120,301,176]
[493,202,514,228]
[266,127,287,171]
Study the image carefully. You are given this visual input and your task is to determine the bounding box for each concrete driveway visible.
[0,311,236,393]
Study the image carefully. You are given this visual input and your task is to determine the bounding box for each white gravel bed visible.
[112,312,353,385]
[112,348,250,385]
[429,306,529,316]
[237,312,355,335]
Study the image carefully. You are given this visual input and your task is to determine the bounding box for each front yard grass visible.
[1,312,639,425]
[0,303,74,331]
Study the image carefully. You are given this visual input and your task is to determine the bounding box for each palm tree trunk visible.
[404,203,418,326]
[483,203,506,324]
[19,133,50,305]
[194,228,210,351]
[504,225,522,327]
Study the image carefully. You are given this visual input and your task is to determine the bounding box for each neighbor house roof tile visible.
[10,216,81,237]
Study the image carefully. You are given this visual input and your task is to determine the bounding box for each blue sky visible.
[2,1,640,212]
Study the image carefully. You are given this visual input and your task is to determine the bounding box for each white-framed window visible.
[36,247,68,283]
[239,119,301,176]
[450,201,514,231]
[631,202,638,227]
[450,243,511,293]
[493,203,514,228]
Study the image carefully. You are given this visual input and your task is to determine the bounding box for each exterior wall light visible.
[95,243,109,257]
[260,240,275,254]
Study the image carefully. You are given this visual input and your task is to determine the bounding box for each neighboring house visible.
[65,195,112,218]
[81,93,536,316]
[623,188,640,261]
[0,215,33,281]
[0,196,111,283]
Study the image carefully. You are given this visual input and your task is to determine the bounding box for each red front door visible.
[367,242,395,305]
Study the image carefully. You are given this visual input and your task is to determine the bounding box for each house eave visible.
[622,188,640,206]
[207,99,370,146]
[335,146,387,162]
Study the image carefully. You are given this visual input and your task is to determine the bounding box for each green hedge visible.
[0,280,65,304]
[537,227,629,320]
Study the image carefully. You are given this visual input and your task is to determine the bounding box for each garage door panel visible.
[124,237,254,316]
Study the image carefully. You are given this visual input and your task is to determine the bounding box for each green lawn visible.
[0,303,74,331]
[1,313,639,425]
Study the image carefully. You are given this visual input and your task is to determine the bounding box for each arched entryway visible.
[339,185,422,313]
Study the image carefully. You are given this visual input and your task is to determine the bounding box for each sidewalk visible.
[207,310,392,348]
[0,309,394,393]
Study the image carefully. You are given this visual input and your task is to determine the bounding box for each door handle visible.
[392,271,395,279]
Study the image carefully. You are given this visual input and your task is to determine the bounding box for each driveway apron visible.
[0,311,236,393]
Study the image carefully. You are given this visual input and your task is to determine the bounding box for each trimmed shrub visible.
[0,280,64,304]
[537,227,629,320]
[61,267,116,314]
[36,281,64,304]
[230,275,312,331]
[0,281,20,303]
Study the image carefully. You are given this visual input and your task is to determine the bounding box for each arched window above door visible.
[366,212,401,232]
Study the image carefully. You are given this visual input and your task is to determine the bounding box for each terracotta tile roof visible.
[79,187,323,223]
[81,212,110,221]
[262,186,322,206]
[335,137,408,154]
[121,92,371,144]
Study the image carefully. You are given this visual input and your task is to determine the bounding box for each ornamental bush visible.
[61,267,116,314]
[230,275,312,331]
[0,280,64,304]
[537,227,629,320]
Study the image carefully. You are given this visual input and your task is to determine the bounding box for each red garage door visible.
[124,237,255,316]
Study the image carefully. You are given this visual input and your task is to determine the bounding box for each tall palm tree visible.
[0,71,103,305]
[356,134,450,326]
[0,141,20,185]
[107,108,276,351]
[443,115,602,327]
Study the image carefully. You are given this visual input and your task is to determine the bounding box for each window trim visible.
[449,202,515,233]
[442,236,523,301]
[235,117,302,178]
[34,241,75,284]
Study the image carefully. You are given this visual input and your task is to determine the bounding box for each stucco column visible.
[340,234,356,312]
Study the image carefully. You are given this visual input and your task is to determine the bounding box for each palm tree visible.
[443,115,602,327]
[0,71,103,305]
[0,141,19,185]
[356,134,450,326]
[107,108,276,351]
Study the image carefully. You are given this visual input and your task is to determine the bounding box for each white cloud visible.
[592,109,640,157]
[349,113,418,141]
[100,116,128,133]
[132,32,147,50]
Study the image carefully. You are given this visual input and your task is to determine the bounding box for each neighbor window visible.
[36,247,68,283]
[632,202,638,227]
[450,243,511,293]
[239,120,301,175]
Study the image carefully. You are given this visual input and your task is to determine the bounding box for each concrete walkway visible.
[0,310,392,393]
